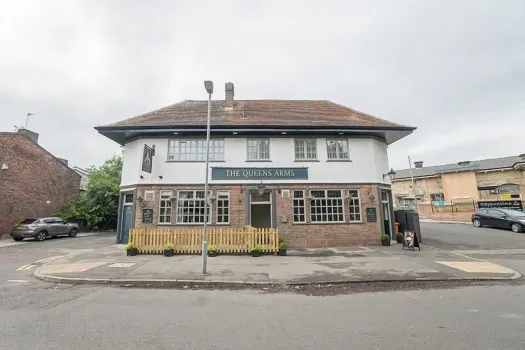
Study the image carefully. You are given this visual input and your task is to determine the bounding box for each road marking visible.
[421,244,485,262]
[16,264,36,271]
[6,280,30,283]
[0,241,26,248]
[35,256,64,264]
[108,263,136,268]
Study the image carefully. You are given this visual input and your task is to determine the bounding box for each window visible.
[176,190,210,224]
[294,139,317,160]
[159,191,172,224]
[247,139,270,160]
[293,190,306,223]
[310,190,344,223]
[168,140,224,161]
[348,189,362,222]
[124,193,134,203]
[430,193,444,202]
[326,139,349,160]
[216,190,230,224]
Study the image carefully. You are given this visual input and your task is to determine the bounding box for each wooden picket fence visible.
[129,226,279,255]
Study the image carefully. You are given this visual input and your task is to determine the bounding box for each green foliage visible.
[250,245,263,253]
[59,155,123,229]
[165,242,175,250]
[125,242,135,250]
[395,232,404,243]
[279,242,288,250]
[381,234,390,245]
[278,237,285,244]
[207,244,217,253]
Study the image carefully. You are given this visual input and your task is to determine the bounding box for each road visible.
[1,225,525,349]
[422,222,525,251]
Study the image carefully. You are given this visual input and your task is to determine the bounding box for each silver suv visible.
[10,217,79,242]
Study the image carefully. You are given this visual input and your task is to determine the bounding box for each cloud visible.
[1,0,524,170]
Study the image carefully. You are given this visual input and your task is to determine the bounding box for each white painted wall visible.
[120,137,392,186]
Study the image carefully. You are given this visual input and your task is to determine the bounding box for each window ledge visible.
[294,159,319,162]
[348,221,364,224]
[326,159,352,162]
[166,160,226,163]
[245,160,272,162]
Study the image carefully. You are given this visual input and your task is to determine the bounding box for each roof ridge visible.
[395,154,523,172]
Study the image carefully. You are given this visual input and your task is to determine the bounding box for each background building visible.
[0,128,81,237]
[97,83,415,247]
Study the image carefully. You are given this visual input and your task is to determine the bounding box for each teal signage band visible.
[212,167,308,180]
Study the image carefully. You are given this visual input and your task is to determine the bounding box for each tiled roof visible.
[100,100,411,129]
[394,155,525,180]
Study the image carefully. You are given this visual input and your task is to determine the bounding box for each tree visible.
[60,155,122,229]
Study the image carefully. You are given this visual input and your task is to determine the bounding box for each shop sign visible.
[212,167,308,180]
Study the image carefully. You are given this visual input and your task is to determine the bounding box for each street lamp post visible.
[202,80,213,274]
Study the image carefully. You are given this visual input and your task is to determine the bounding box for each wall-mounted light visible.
[257,182,265,195]
[140,175,144,179]
[46,200,51,205]
[1,163,8,170]
[159,175,163,179]
[383,168,396,181]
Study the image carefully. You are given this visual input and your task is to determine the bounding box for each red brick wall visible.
[0,134,81,236]
[129,183,384,247]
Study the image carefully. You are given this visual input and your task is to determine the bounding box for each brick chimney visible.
[225,82,234,109]
[414,161,423,168]
[17,128,39,144]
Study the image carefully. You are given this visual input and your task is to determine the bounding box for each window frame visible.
[216,190,230,225]
[246,138,271,161]
[326,139,350,160]
[292,190,306,223]
[430,193,444,202]
[348,189,362,223]
[158,190,173,224]
[167,139,225,162]
[294,138,317,161]
[309,189,345,223]
[175,190,211,224]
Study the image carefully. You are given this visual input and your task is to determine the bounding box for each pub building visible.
[96,83,415,247]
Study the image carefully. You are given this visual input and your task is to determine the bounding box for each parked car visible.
[472,208,525,233]
[10,217,79,241]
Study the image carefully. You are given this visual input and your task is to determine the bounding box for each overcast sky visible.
[1,0,524,171]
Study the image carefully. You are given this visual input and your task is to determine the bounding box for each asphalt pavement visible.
[1,225,525,349]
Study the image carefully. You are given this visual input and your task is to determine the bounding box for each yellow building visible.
[392,155,525,208]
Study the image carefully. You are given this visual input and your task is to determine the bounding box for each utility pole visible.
[408,156,417,207]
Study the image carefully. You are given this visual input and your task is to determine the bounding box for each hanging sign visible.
[141,145,154,173]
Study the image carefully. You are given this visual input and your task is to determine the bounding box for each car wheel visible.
[68,228,78,237]
[511,223,523,233]
[35,231,47,241]
[472,219,482,228]
[13,237,23,242]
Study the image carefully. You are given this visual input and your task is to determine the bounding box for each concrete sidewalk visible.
[34,244,521,286]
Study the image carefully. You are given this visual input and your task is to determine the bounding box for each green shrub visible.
[279,242,288,250]
[381,234,390,246]
[395,233,404,243]
[278,237,285,244]
[165,242,175,250]
[207,244,218,253]
[124,242,135,250]
[250,245,263,253]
